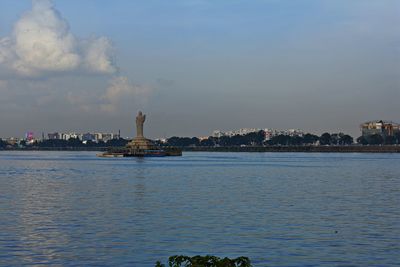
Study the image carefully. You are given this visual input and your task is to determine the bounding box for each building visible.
[5,137,20,146]
[360,120,400,139]
[46,131,120,142]
[48,132,60,140]
[212,128,304,141]
[82,133,96,142]
[213,128,261,138]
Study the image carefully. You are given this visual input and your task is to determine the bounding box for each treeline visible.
[357,133,400,145]
[155,255,251,267]
[2,131,400,150]
[160,131,400,147]
[0,138,129,149]
[38,138,129,148]
[158,131,355,147]
[0,139,7,149]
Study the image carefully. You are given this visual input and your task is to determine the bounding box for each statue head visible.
[138,111,143,116]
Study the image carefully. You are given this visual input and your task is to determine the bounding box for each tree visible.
[368,134,383,145]
[319,133,332,146]
[39,139,69,148]
[384,136,396,145]
[303,133,319,145]
[339,134,353,145]
[0,139,7,149]
[19,140,27,147]
[245,131,265,146]
[156,255,252,267]
[268,135,291,146]
[357,136,368,145]
[330,133,341,145]
[67,137,83,147]
[167,137,199,147]
[395,132,400,145]
[106,138,129,147]
[289,135,304,146]
[199,137,216,147]
[217,136,231,147]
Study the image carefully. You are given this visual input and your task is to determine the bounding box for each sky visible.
[0,0,399,138]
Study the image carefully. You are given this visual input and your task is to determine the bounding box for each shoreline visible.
[1,145,400,153]
[183,146,400,153]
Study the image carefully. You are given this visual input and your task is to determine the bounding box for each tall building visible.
[360,120,400,138]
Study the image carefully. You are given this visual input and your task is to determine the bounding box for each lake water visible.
[0,151,399,266]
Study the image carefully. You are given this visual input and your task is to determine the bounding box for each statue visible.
[98,110,182,157]
[136,111,146,138]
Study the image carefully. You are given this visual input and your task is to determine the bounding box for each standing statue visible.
[136,111,146,138]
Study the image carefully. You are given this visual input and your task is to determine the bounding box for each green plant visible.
[155,255,252,267]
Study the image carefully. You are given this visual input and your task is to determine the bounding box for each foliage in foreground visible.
[155,255,252,267]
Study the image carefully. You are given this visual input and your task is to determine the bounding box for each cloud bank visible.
[0,0,152,116]
[0,0,116,76]
[101,76,152,113]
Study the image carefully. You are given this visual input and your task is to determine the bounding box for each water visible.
[0,151,399,266]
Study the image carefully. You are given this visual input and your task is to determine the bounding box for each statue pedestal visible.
[127,137,158,150]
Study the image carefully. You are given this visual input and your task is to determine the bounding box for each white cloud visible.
[0,0,116,76]
[0,38,13,64]
[83,37,117,74]
[101,76,152,113]
[0,0,154,119]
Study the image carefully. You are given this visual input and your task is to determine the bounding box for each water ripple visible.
[0,151,399,266]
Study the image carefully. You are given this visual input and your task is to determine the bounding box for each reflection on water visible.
[0,151,400,266]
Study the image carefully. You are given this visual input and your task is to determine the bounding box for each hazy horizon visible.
[1,0,399,139]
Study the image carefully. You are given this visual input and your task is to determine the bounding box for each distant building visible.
[45,131,120,142]
[212,128,304,141]
[212,130,225,138]
[213,128,261,138]
[82,133,96,142]
[48,132,60,140]
[25,132,36,144]
[360,120,400,139]
[5,137,20,146]
[59,132,80,141]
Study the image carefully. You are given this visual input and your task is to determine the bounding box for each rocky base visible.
[126,137,159,150]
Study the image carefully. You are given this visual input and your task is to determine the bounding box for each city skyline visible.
[1,0,399,138]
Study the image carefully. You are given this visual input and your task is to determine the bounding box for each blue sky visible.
[0,0,399,138]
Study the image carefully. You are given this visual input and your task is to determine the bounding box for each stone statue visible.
[136,111,146,137]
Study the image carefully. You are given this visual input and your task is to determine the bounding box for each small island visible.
[98,111,182,157]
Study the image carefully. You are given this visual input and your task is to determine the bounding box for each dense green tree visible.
[319,133,332,146]
[67,137,83,147]
[167,137,199,147]
[268,134,291,146]
[0,139,7,149]
[330,133,341,145]
[156,255,252,267]
[384,136,396,145]
[290,135,304,146]
[395,132,400,144]
[106,138,129,147]
[357,136,368,145]
[303,133,319,145]
[19,140,27,147]
[199,137,216,147]
[368,134,384,145]
[85,140,95,147]
[245,131,265,146]
[339,134,353,145]
[39,139,69,148]
[217,136,232,147]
